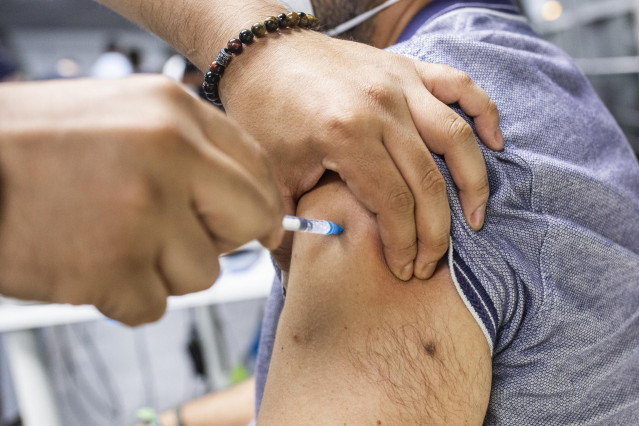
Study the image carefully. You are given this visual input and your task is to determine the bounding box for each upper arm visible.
[258,173,491,425]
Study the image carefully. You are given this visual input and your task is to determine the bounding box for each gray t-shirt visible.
[255,2,639,424]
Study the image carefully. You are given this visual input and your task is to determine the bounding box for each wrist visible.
[97,0,285,72]
[181,0,286,71]
[219,29,329,105]
[202,11,322,105]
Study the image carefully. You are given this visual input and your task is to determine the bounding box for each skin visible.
[259,173,492,424]
[0,76,283,326]
[98,0,504,281]
[259,3,491,423]
[157,378,255,426]
[312,0,428,48]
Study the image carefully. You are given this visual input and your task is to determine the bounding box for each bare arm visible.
[159,378,255,426]
[95,0,281,71]
[259,173,492,424]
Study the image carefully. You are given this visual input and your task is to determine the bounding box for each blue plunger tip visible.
[328,222,344,235]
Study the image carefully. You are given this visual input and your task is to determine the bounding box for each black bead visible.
[202,82,218,97]
[239,29,254,44]
[264,16,279,32]
[277,13,290,28]
[207,95,222,106]
[204,71,219,84]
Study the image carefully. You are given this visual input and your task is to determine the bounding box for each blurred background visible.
[0,0,638,425]
[521,0,639,152]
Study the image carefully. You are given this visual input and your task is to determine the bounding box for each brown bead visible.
[298,12,309,27]
[264,16,279,32]
[252,22,267,37]
[227,38,243,54]
[287,12,300,27]
[307,14,319,29]
[210,62,225,77]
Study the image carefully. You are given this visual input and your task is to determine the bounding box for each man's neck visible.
[371,0,432,48]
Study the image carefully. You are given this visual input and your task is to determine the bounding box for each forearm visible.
[95,0,284,70]
[159,378,255,426]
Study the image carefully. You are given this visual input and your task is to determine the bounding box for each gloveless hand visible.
[0,76,283,325]
[221,30,503,279]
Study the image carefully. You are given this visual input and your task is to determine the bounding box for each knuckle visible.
[361,81,394,106]
[147,75,187,100]
[474,176,491,199]
[397,239,418,255]
[146,116,185,145]
[384,237,418,261]
[448,117,475,143]
[325,111,365,142]
[135,298,167,325]
[192,262,221,294]
[386,187,414,214]
[97,292,166,326]
[419,166,447,196]
[438,64,454,74]
[429,232,450,256]
[117,175,159,218]
[456,71,474,88]
[486,98,499,116]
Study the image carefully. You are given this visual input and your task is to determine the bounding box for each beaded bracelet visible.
[202,11,320,106]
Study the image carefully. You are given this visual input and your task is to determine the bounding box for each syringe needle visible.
[282,215,344,236]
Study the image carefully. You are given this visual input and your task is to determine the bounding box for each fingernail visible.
[471,203,486,230]
[495,128,504,148]
[399,262,413,281]
[415,262,437,280]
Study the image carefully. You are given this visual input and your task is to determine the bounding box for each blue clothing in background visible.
[0,45,17,80]
[255,1,639,423]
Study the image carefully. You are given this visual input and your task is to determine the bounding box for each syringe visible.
[282,215,344,236]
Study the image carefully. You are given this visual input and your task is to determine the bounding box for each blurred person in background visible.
[50,57,82,79]
[90,41,133,78]
[162,55,204,96]
[128,47,142,73]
